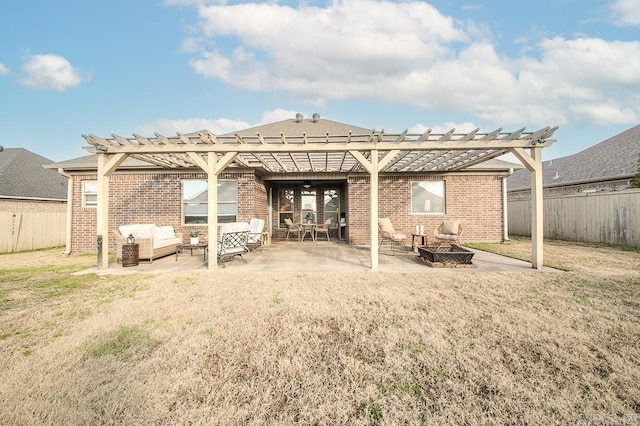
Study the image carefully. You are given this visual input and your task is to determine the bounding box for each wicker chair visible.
[378,217,408,254]
[433,221,462,246]
[315,218,332,242]
[283,218,302,242]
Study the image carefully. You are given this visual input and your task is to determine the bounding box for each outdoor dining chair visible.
[283,218,302,242]
[315,218,332,242]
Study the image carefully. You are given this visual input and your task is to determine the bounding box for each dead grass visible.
[0,241,639,425]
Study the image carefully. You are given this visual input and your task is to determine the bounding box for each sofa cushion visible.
[153,225,176,240]
[119,224,154,239]
[153,237,182,250]
[441,221,460,235]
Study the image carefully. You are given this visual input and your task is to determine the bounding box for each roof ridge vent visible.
[295,113,303,122]
[312,113,320,122]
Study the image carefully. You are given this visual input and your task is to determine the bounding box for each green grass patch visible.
[83,324,158,361]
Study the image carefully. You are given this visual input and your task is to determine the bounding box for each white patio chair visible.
[247,218,265,249]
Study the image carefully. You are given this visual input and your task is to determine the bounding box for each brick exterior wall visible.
[347,174,504,245]
[70,171,264,255]
[70,170,505,254]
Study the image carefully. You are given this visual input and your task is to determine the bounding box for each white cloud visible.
[409,121,480,135]
[609,0,640,26]
[135,108,306,136]
[135,117,250,136]
[19,54,90,91]
[173,0,640,128]
[0,63,9,75]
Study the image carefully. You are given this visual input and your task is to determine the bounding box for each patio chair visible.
[283,218,302,242]
[378,217,408,254]
[315,218,332,242]
[433,221,462,246]
[217,230,250,267]
[247,218,265,250]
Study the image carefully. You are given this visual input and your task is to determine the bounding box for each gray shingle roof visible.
[0,147,68,200]
[508,124,640,191]
[227,116,374,138]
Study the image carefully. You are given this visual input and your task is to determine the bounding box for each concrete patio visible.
[81,240,545,276]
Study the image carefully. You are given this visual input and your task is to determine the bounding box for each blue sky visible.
[1,0,638,163]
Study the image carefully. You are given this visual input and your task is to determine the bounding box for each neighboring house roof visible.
[508,124,640,191]
[0,147,67,200]
[229,115,374,138]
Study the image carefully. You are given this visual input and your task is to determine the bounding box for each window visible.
[83,180,97,207]
[411,181,445,214]
[278,189,294,228]
[301,189,317,223]
[182,180,237,224]
[323,189,339,228]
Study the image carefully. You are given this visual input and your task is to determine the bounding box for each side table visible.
[122,243,139,267]
[261,231,271,246]
[411,234,428,251]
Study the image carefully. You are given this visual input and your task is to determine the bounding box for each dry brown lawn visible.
[1,238,639,425]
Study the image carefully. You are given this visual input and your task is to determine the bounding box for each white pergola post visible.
[370,149,379,271]
[188,151,237,271]
[96,152,127,270]
[530,147,544,269]
[96,153,108,269]
[511,147,544,269]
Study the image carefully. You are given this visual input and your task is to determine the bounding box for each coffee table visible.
[176,243,208,261]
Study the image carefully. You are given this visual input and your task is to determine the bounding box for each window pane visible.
[182,179,237,225]
[411,181,445,214]
[183,180,207,202]
[83,181,97,193]
[301,190,316,222]
[279,189,294,212]
[218,181,237,202]
[324,189,339,227]
[85,194,97,206]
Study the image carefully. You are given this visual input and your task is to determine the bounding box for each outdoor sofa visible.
[114,224,183,263]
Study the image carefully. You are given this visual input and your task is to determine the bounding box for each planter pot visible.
[190,237,199,245]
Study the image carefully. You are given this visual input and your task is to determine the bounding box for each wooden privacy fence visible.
[0,211,66,253]
[508,189,640,247]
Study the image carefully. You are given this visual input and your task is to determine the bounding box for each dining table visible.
[301,222,317,242]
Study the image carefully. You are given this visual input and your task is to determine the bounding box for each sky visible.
[1,0,639,163]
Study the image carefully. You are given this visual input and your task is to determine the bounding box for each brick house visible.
[508,124,640,198]
[48,115,556,270]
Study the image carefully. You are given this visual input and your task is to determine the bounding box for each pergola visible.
[83,124,557,271]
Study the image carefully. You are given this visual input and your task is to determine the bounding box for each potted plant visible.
[188,230,200,245]
[305,212,315,224]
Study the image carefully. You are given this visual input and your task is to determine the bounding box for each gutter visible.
[57,168,73,256]
[502,168,514,242]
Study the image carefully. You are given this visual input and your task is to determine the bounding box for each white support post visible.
[370,149,379,271]
[530,147,544,269]
[96,153,109,269]
[207,153,218,271]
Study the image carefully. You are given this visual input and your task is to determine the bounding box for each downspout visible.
[502,168,514,243]
[57,168,73,256]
